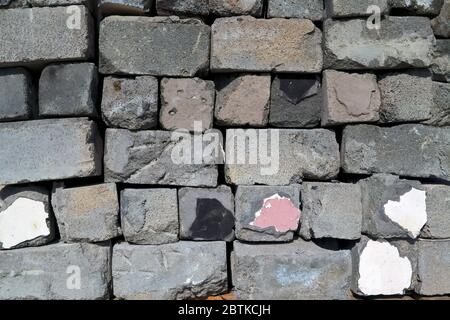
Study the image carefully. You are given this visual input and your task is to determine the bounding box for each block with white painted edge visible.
[120,188,179,245]
[179,186,234,241]
[0,118,103,185]
[232,240,352,299]
[416,239,450,296]
[235,185,301,242]
[0,242,111,300]
[112,241,227,300]
[0,186,54,250]
[421,185,450,239]
[300,182,362,240]
[52,183,121,243]
[351,237,417,297]
[358,174,427,239]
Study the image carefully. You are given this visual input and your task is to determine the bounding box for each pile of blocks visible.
[0,0,449,300]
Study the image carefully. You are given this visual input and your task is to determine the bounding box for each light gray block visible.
[268,0,324,20]
[421,185,450,239]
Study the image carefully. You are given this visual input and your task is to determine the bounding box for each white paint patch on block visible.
[384,188,427,238]
[0,197,50,249]
[358,240,412,296]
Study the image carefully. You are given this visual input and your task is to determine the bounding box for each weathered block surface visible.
[0,186,54,250]
[324,17,435,69]
[101,76,158,130]
[0,243,111,300]
[99,0,150,16]
[112,242,227,300]
[416,240,450,296]
[160,78,215,132]
[0,68,34,122]
[322,70,380,126]
[120,189,179,245]
[156,0,264,17]
[235,185,301,242]
[269,75,322,128]
[391,0,444,15]
[52,183,120,242]
[342,124,450,181]
[179,186,234,241]
[327,0,388,17]
[300,182,362,240]
[232,240,352,299]
[0,6,94,67]
[39,63,98,117]
[351,237,417,297]
[358,174,426,239]
[215,74,270,127]
[225,129,340,185]
[431,0,450,37]
[268,0,323,20]
[104,129,218,186]
[421,185,450,239]
[99,16,210,76]
[425,82,450,126]
[0,118,102,185]
[378,70,432,123]
[431,40,450,83]
[211,17,323,73]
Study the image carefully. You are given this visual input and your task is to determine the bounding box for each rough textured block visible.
[358,174,426,239]
[235,185,301,242]
[0,186,54,250]
[351,237,417,297]
[0,68,34,122]
[0,118,102,185]
[327,0,388,17]
[104,129,218,187]
[215,74,270,127]
[99,0,150,16]
[378,70,432,123]
[324,17,435,69]
[52,183,120,243]
[4,0,92,7]
[421,185,450,239]
[101,76,158,130]
[342,124,450,181]
[391,0,444,15]
[425,82,450,126]
[211,16,323,73]
[156,0,263,17]
[432,0,450,37]
[0,243,111,300]
[269,75,322,128]
[39,63,98,117]
[431,40,450,83]
[232,240,352,299]
[112,242,227,300]
[225,129,340,185]
[416,240,450,296]
[0,6,93,67]
[322,70,380,126]
[300,182,362,240]
[179,186,234,241]
[268,0,323,20]
[120,189,178,245]
[99,16,210,77]
[160,78,215,132]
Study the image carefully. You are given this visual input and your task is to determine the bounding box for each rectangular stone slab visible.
[104,129,218,186]
[232,240,352,300]
[0,243,111,300]
[0,118,102,185]
[324,16,435,70]
[0,6,94,67]
[112,242,227,300]
[225,129,340,185]
[99,16,210,76]
[342,124,450,180]
[211,16,323,73]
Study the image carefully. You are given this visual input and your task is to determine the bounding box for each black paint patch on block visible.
[190,198,235,241]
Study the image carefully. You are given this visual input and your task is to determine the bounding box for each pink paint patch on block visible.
[250,194,301,233]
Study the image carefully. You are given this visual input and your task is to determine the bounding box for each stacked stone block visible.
[0,0,450,301]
